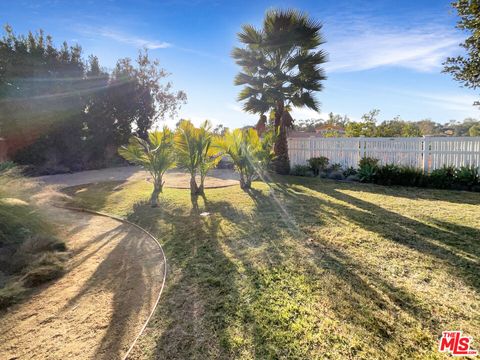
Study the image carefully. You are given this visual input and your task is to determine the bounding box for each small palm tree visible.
[118,127,174,207]
[216,128,271,189]
[232,9,327,174]
[197,122,221,194]
[174,120,220,195]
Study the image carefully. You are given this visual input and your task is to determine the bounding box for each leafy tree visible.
[401,123,422,137]
[376,117,421,137]
[443,0,480,106]
[135,50,187,139]
[325,112,350,127]
[0,26,186,173]
[345,109,379,137]
[469,123,480,136]
[118,128,175,207]
[445,118,480,135]
[232,9,327,174]
[414,119,444,136]
[0,25,86,167]
[216,128,271,189]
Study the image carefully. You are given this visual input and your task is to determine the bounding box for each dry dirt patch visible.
[0,209,163,360]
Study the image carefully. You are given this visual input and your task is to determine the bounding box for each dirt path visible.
[0,207,164,360]
[38,167,239,188]
[0,168,237,359]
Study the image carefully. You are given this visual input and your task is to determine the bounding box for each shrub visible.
[454,166,479,190]
[359,157,379,169]
[0,170,67,308]
[397,166,426,187]
[22,252,65,287]
[429,166,455,189]
[375,164,400,186]
[346,174,360,182]
[308,157,329,176]
[343,167,357,177]
[328,163,342,172]
[290,165,313,177]
[328,170,344,180]
[0,282,25,309]
[358,157,379,183]
[358,164,377,183]
[0,161,16,172]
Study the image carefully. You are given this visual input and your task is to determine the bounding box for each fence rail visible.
[288,136,480,172]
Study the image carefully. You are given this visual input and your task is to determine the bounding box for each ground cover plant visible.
[0,168,66,308]
[65,176,480,359]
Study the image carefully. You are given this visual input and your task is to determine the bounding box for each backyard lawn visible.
[65,177,480,359]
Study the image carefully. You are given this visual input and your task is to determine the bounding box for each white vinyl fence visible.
[288,136,480,173]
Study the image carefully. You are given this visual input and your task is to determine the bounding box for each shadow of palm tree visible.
[280,178,480,292]
[62,222,161,360]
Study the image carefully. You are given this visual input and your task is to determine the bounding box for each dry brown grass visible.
[0,169,67,308]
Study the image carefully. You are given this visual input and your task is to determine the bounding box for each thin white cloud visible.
[324,23,462,73]
[77,26,171,49]
[406,91,478,113]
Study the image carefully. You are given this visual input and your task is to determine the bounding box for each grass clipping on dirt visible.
[0,169,67,309]
[65,177,480,359]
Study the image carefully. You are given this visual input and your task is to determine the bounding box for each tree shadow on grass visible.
[282,179,480,293]
[135,185,445,358]
[234,187,442,354]
[62,223,160,360]
[61,180,127,211]
[74,178,476,358]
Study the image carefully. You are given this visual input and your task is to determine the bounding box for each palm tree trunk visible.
[198,174,206,195]
[273,101,290,174]
[190,174,199,195]
[239,172,251,189]
[150,177,163,207]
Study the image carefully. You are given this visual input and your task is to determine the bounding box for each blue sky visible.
[1,0,478,128]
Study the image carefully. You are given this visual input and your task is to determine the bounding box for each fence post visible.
[359,136,365,162]
[422,136,429,174]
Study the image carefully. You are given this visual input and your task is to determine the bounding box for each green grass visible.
[65,177,480,359]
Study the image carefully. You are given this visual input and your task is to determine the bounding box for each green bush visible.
[358,163,377,183]
[290,164,313,177]
[343,167,357,177]
[308,157,329,176]
[396,166,426,187]
[375,164,400,185]
[359,157,379,169]
[429,166,456,189]
[0,161,16,172]
[328,170,344,180]
[358,157,379,183]
[328,163,342,172]
[454,166,479,190]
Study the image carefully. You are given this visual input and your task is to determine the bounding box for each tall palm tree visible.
[118,127,175,207]
[232,9,327,174]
